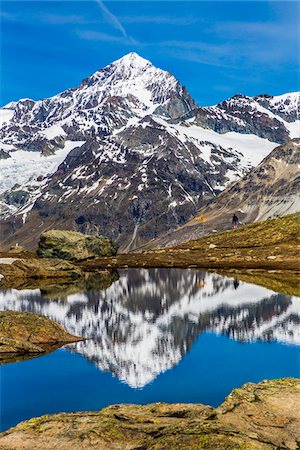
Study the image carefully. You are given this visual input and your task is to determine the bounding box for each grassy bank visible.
[82,213,300,271]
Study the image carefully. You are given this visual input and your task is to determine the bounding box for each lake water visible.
[1,268,299,431]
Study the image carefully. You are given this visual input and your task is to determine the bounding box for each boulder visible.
[37,230,118,261]
[0,311,83,362]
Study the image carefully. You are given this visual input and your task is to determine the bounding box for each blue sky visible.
[0,1,299,106]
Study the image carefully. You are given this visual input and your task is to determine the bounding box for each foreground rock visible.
[0,311,82,363]
[37,229,118,261]
[0,257,83,282]
[0,378,299,449]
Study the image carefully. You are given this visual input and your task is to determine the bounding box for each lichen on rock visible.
[37,229,118,261]
[0,311,83,362]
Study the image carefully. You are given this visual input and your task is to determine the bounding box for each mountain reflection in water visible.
[0,269,299,388]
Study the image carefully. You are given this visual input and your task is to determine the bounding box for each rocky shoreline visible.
[0,311,83,364]
[0,257,298,296]
[1,378,299,449]
[0,214,299,296]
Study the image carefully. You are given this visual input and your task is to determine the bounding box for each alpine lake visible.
[1,268,299,432]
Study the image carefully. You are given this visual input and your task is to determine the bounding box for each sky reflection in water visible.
[0,269,299,431]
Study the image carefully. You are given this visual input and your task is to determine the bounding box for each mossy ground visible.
[0,257,83,283]
[82,213,300,270]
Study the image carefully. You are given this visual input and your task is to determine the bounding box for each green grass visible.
[178,213,300,250]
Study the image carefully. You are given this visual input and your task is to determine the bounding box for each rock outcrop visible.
[190,92,299,143]
[37,229,118,261]
[0,311,82,363]
[0,378,299,449]
[0,257,83,281]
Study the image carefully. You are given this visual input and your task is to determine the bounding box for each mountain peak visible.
[89,51,163,87]
[80,51,197,116]
[114,52,151,67]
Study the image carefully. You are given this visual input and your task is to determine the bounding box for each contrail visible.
[95,0,128,38]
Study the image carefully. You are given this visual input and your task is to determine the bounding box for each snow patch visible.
[0,109,14,124]
[41,124,67,140]
[0,141,85,195]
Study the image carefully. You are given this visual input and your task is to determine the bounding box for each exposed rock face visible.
[37,229,118,261]
[146,140,300,248]
[8,117,250,251]
[0,378,299,449]
[0,311,82,362]
[0,148,10,159]
[189,92,300,143]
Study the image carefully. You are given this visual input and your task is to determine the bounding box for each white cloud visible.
[95,0,128,38]
[119,15,201,25]
[77,30,140,46]
[42,14,97,25]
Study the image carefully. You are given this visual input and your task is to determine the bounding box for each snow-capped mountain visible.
[0,53,299,250]
[0,53,196,151]
[188,92,299,143]
[0,269,299,388]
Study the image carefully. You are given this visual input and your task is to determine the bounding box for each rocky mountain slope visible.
[145,139,300,248]
[0,53,299,250]
[191,92,299,143]
[1,269,298,388]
